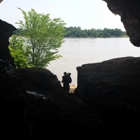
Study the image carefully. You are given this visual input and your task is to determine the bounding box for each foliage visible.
[15,8,66,68]
[64,27,126,38]
[9,35,30,69]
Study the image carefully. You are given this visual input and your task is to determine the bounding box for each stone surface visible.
[75,56,140,139]
[103,0,140,46]
[15,68,104,139]
[16,68,62,92]
[0,68,104,139]
[0,19,16,62]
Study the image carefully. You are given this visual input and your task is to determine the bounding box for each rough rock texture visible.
[0,19,16,61]
[15,68,104,139]
[0,19,29,138]
[75,57,140,139]
[1,68,104,139]
[0,19,103,139]
[103,0,140,46]
[0,72,29,138]
[16,68,62,92]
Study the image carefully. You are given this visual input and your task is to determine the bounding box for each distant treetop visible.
[14,26,127,38]
[64,26,126,38]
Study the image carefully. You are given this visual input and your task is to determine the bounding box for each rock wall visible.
[75,57,140,139]
[0,19,16,62]
[16,67,62,91]
[103,0,140,46]
[0,19,30,138]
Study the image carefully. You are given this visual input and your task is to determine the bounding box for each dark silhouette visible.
[67,73,72,83]
[62,72,72,93]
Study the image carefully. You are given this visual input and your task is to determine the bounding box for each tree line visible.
[15,26,126,38]
[64,26,126,38]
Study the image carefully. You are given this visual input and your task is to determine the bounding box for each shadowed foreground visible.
[75,56,140,139]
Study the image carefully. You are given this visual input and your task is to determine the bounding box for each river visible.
[47,38,140,86]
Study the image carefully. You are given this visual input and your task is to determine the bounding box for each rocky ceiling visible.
[103,0,140,47]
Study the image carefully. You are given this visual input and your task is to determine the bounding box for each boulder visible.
[0,19,29,138]
[0,19,16,62]
[16,68,62,92]
[15,67,104,139]
[75,56,140,139]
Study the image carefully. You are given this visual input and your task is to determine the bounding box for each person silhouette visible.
[62,72,72,93]
[67,73,72,83]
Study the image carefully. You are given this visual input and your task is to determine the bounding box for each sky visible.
[0,0,125,31]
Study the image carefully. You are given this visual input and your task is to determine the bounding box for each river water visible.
[47,38,140,86]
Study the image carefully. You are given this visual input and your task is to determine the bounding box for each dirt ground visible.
[69,85,76,93]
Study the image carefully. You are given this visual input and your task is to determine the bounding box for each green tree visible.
[9,35,29,69]
[16,8,66,68]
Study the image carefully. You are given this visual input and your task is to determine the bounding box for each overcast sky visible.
[0,0,125,31]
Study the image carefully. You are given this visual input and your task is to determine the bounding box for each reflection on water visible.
[47,38,140,86]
